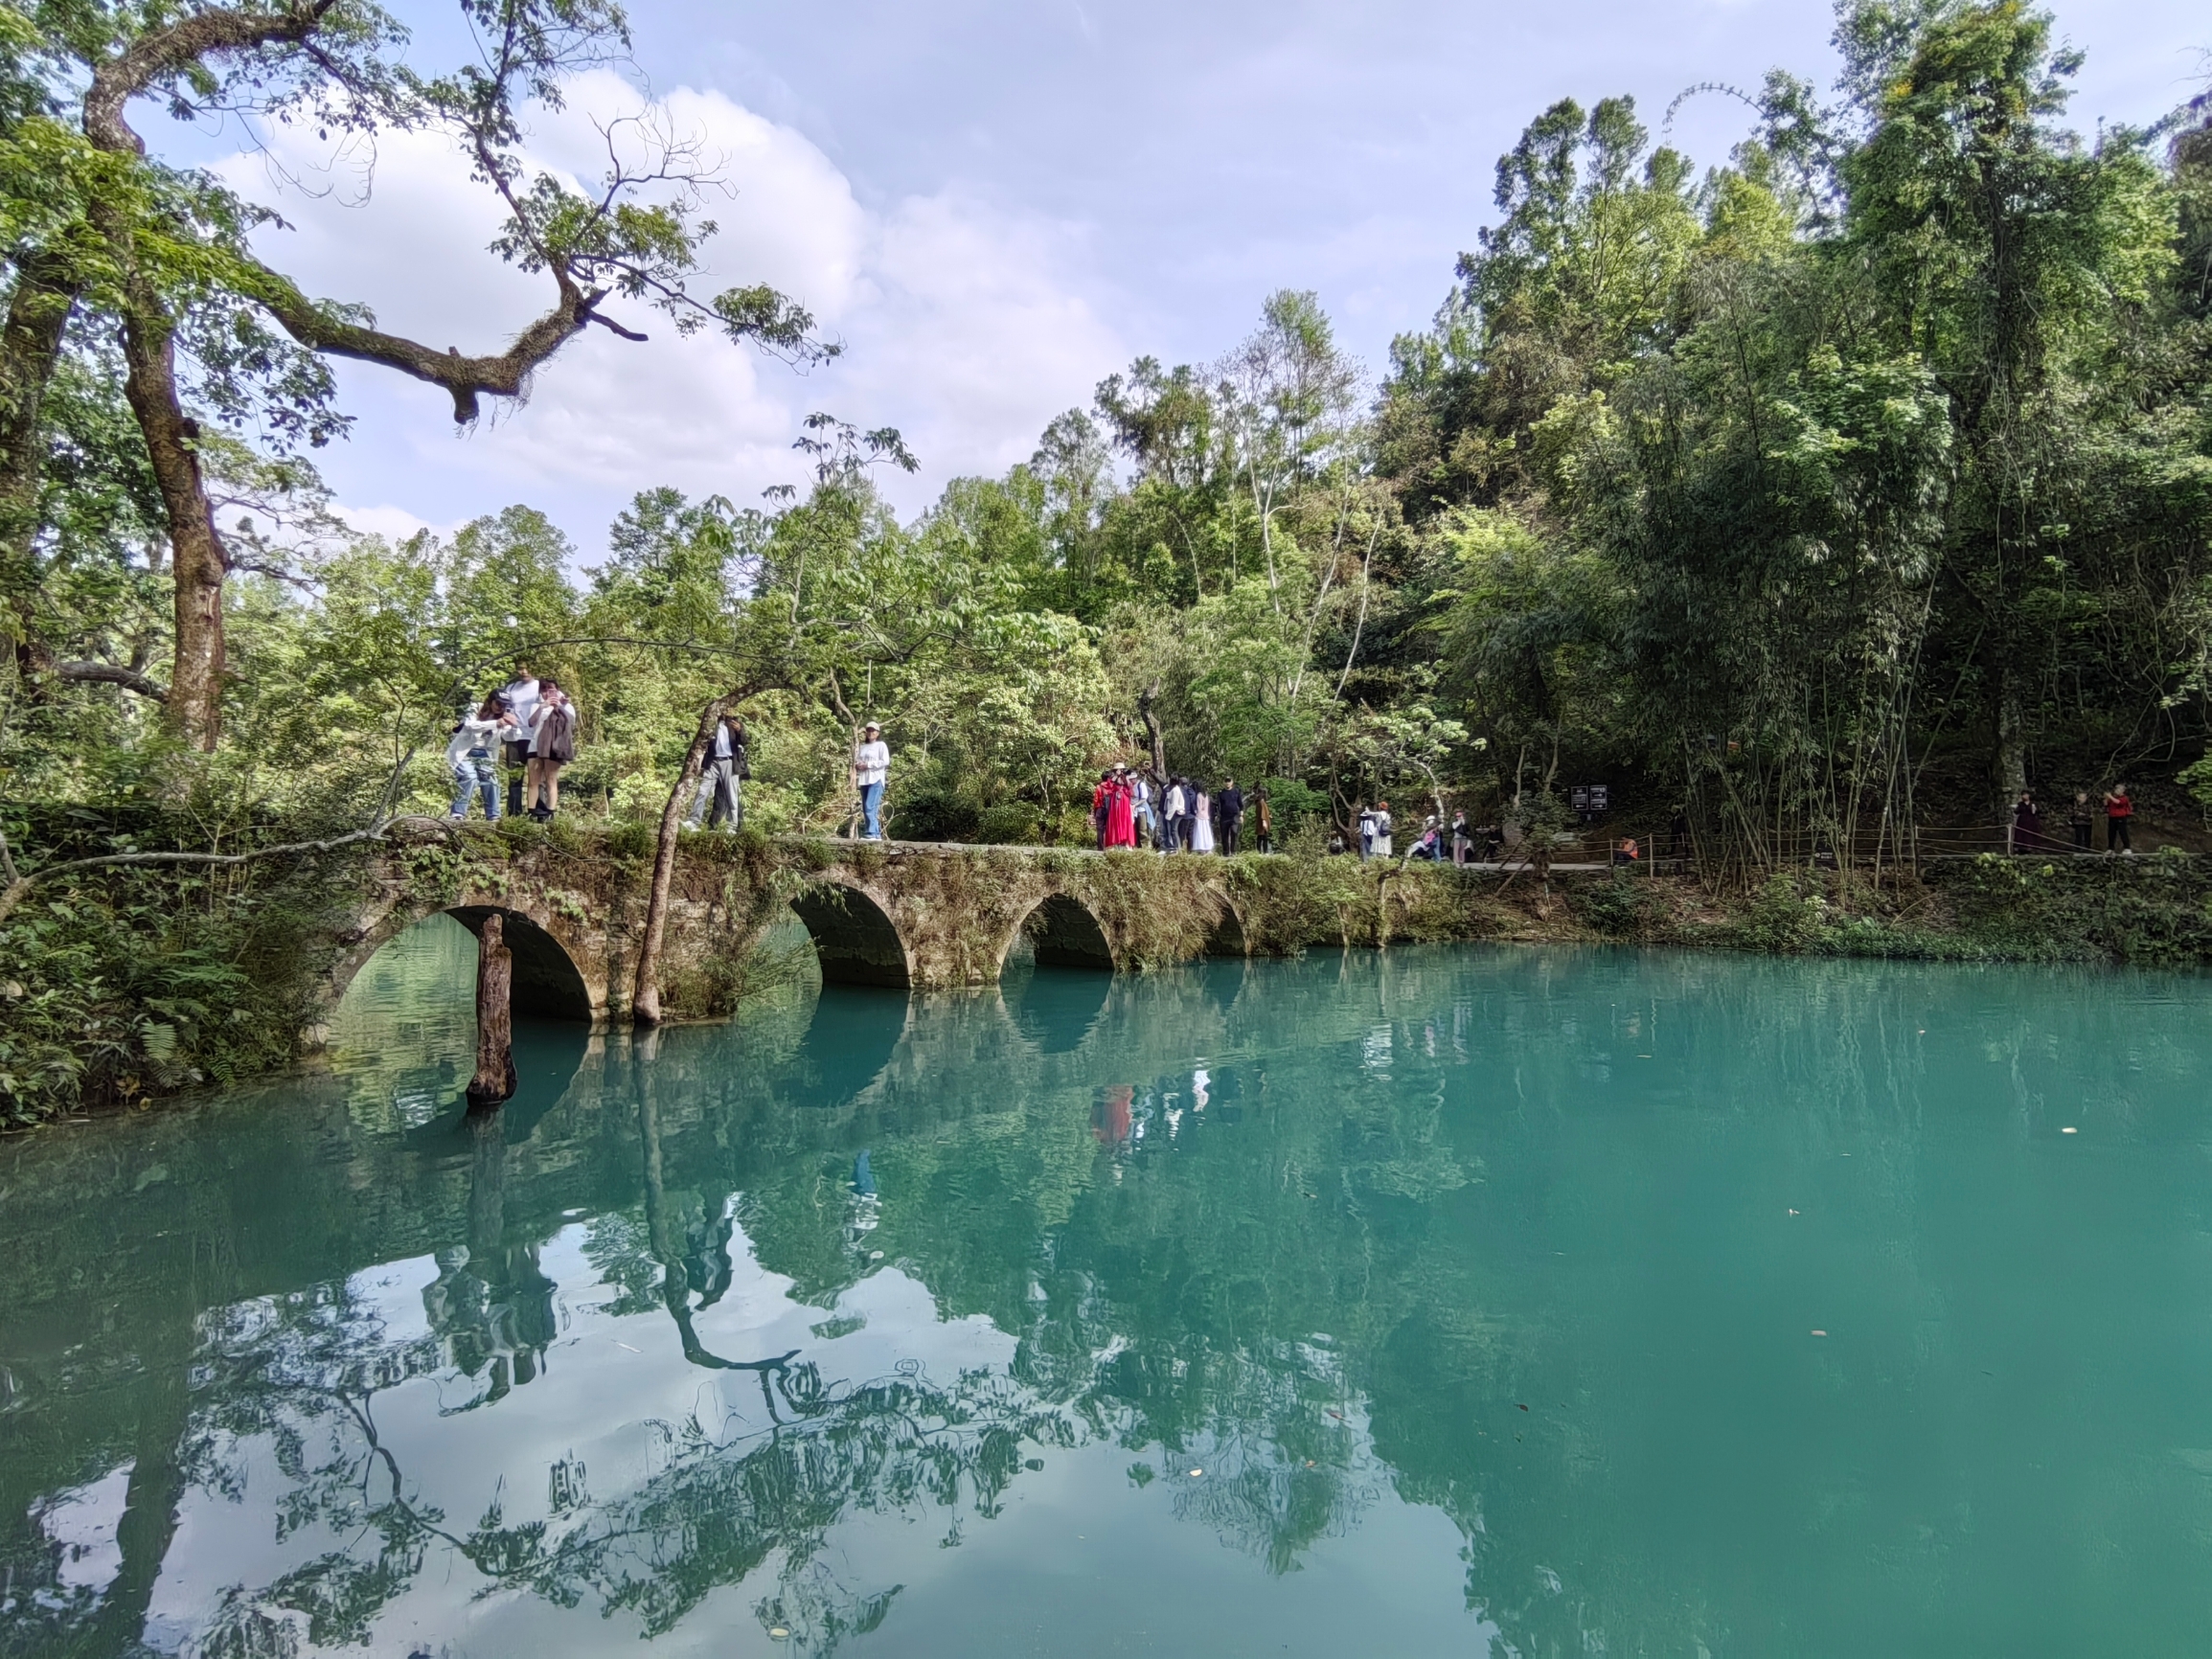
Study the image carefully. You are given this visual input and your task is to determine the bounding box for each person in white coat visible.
[852,720,891,841]
[447,694,514,821]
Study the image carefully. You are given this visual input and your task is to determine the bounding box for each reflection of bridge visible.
[323,834,1270,1029]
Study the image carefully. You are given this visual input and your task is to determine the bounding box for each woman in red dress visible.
[1106,765,1138,849]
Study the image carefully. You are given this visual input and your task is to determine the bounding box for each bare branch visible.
[54,661,171,701]
[0,816,455,926]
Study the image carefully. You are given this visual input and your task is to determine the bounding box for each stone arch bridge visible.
[320,833,1280,1030]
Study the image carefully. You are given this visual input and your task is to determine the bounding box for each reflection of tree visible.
[181,1273,1077,1654]
[28,947,2180,1657]
[420,1111,559,1410]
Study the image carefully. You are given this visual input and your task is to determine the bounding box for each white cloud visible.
[332,502,458,544]
[218,73,1128,535]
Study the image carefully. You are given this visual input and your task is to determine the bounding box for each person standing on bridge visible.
[1131,769,1156,848]
[2104,783,2133,853]
[1219,779,1243,854]
[853,720,891,841]
[686,714,747,833]
[1106,765,1138,849]
[446,693,514,821]
[525,681,574,820]
[499,664,539,817]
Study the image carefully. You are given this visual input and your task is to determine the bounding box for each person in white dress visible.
[1190,785,1215,853]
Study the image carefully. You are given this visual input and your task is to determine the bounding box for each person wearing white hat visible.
[852,720,890,841]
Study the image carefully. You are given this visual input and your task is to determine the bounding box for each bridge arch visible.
[445,906,595,1021]
[331,904,596,1024]
[1203,900,1250,958]
[789,882,912,989]
[1010,892,1115,972]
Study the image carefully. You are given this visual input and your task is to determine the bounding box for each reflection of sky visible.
[34,1465,130,1599]
[142,1213,1472,1657]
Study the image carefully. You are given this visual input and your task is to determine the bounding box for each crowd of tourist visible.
[2011,784,2136,854]
[1086,766,1266,854]
[445,665,575,824]
[447,667,2151,862]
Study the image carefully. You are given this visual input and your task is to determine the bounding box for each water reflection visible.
[6,945,2212,1656]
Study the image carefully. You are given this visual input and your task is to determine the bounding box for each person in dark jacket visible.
[2066,790,2094,852]
[686,714,747,831]
[1219,779,1244,853]
[2011,789,2041,854]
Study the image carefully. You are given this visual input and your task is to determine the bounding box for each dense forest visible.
[1,0,2210,1113]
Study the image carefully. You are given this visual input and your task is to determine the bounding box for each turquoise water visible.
[6,922,2212,1657]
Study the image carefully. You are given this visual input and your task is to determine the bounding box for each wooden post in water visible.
[467,912,517,1107]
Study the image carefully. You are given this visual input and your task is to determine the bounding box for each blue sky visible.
[181,1,2209,556]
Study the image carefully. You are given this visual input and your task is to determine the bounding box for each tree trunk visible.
[121,305,227,749]
[633,684,754,1025]
[1139,677,1168,779]
[467,913,516,1105]
[0,248,79,673]
[1993,662,2026,850]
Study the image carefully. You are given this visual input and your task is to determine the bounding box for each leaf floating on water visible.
[769,1627,790,1641]
[1189,1468,1203,1477]
[1811,1329,1828,1337]
[612,1340,641,1353]
[2061,1126,2078,1135]
[870,1249,885,1260]
[1517,1403,1529,1411]
[1788,1208,1799,1216]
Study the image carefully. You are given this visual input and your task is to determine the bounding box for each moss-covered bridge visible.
[313,825,2212,1039]
[322,829,1429,1031]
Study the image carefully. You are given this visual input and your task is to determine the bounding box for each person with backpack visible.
[525,680,575,820]
[1373,800,1395,859]
[446,693,514,821]
[686,713,747,832]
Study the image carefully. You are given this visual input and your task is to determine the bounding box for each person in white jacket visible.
[447,694,515,821]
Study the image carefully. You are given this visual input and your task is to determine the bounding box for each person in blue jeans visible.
[446,694,513,820]
[853,719,890,840]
